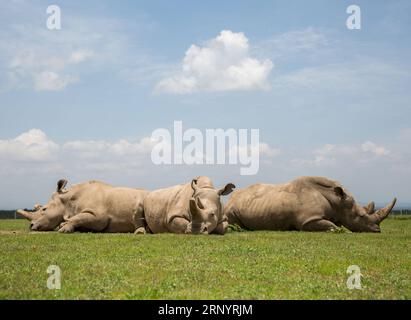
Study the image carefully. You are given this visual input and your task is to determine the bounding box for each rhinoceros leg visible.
[211,220,228,235]
[133,205,147,234]
[167,216,191,234]
[134,227,148,234]
[301,219,338,232]
[59,210,109,233]
[225,208,247,229]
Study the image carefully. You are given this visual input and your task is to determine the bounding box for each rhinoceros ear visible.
[57,179,68,193]
[191,178,199,193]
[334,186,346,199]
[364,201,375,214]
[218,183,236,196]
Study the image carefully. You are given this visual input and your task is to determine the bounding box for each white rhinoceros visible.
[225,176,396,233]
[17,179,148,233]
[143,176,235,234]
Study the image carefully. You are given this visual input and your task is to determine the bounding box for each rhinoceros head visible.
[334,186,397,232]
[17,179,68,231]
[189,177,235,234]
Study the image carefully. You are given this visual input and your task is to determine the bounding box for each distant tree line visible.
[0,209,35,219]
[392,209,411,215]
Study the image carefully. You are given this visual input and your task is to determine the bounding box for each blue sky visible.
[0,0,410,208]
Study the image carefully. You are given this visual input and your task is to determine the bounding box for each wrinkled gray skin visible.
[225,176,397,233]
[143,176,235,234]
[17,179,148,233]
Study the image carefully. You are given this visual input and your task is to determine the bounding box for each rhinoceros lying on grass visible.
[143,176,235,234]
[17,179,148,233]
[225,176,396,233]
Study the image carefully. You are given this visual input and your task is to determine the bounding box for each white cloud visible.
[34,71,79,91]
[228,142,281,162]
[4,46,92,91]
[311,144,356,166]
[156,30,273,94]
[0,129,59,161]
[291,141,391,167]
[260,28,329,60]
[361,141,390,156]
[315,143,357,156]
[0,129,156,167]
[68,49,94,64]
[63,137,155,159]
[272,60,408,96]
[0,2,146,92]
[0,130,394,174]
[0,129,284,180]
[4,45,91,91]
[259,143,282,158]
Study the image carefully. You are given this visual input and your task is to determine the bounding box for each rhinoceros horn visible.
[364,201,375,214]
[16,209,33,221]
[189,197,205,233]
[373,198,397,223]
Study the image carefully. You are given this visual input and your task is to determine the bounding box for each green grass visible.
[0,218,410,299]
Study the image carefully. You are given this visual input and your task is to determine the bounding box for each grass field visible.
[0,218,410,300]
